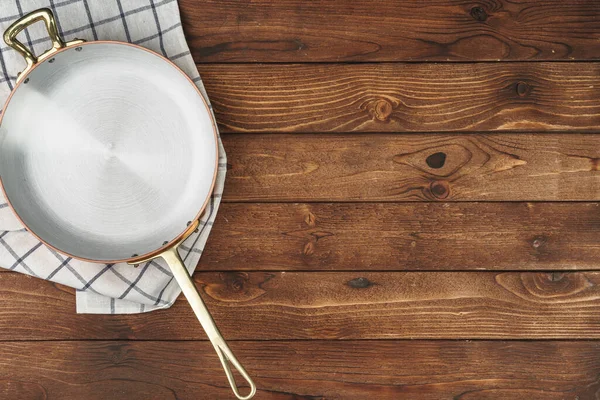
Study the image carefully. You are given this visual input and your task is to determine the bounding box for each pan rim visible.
[0,40,219,264]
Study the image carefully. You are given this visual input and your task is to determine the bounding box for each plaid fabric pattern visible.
[0,0,226,314]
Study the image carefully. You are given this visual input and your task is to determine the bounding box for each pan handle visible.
[3,8,84,82]
[161,246,257,400]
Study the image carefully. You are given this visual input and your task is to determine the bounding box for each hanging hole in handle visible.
[215,345,257,400]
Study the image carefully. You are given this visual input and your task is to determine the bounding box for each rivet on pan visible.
[163,241,168,245]
[186,221,192,226]
[23,78,29,84]
[75,47,82,52]
[48,58,55,63]
[132,253,138,257]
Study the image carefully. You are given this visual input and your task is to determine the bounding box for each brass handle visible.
[162,247,257,400]
[3,8,84,82]
[130,221,257,399]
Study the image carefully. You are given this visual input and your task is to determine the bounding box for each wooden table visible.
[3,1,600,398]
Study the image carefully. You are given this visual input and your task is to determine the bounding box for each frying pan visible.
[0,9,255,399]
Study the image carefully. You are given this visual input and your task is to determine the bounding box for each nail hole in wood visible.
[426,152,446,169]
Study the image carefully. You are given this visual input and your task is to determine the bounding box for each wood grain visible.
[180,0,600,62]
[4,202,600,273]
[1,340,599,399]
[222,134,600,201]
[2,2,598,398]
[200,202,600,271]
[3,271,600,340]
[198,63,600,133]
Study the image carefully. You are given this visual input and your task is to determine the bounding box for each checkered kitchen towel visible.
[0,0,226,314]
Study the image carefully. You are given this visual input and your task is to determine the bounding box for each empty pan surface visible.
[0,42,218,262]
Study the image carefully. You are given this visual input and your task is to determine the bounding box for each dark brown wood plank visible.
[198,63,600,133]
[222,134,600,201]
[201,202,600,271]
[1,340,599,399]
[3,202,599,273]
[2,271,600,340]
[180,0,600,62]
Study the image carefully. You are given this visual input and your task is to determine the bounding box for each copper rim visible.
[0,40,219,264]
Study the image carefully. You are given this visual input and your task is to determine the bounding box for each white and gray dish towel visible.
[0,0,225,314]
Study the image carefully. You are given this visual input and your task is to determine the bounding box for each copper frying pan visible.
[0,8,255,399]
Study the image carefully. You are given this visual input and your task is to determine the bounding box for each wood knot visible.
[204,272,272,301]
[305,211,316,227]
[426,152,446,169]
[346,277,374,289]
[373,99,393,121]
[529,235,552,259]
[362,98,398,122]
[496,272,595,303]
[303,242,314,256]
[393,144,471,178]
[429,180,450,199]
[223,272,249,293]
[470,6,488,21]
[532,272,594,297]
[516,81,530,97]
[549,272,564,282]
[108,343,129,364]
